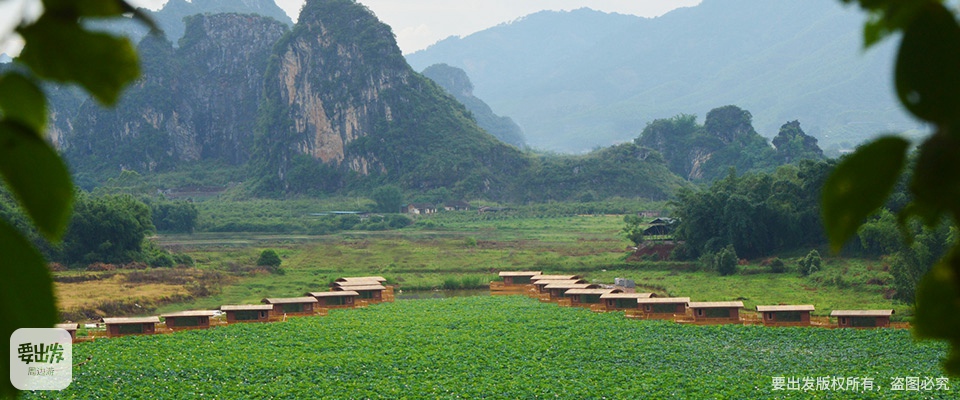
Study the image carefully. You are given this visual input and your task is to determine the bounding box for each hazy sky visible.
[127,0,701,54]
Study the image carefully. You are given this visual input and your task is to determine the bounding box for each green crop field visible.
[30,296,953,398]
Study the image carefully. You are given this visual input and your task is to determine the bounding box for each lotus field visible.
[29,296,954,398]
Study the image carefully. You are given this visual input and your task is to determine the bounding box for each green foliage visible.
[672,160,832,259]
[798,250,823,277]
[0,1,148,396]
[30,296,952,398]
[768,258,786,273]
[372,185,404,213]
[715,246,738,276]
[59,193,156,265]
[621,215,645,247]
[148,198,199,233]
[829,0,960,374]
[771,120,824,163]
[256,249,283,269]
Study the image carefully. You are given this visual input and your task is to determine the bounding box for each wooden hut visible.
[688,301,744,324]
[308,291,360,308]
[565,288,621,307]
[757,305,815,326]
[333,284,386,302]
[600,292,656,310]
[543,282,601,301]
[161,310,217,330]
[220,304,272,323]
[498,271,542,286]
[636,297,690,319]
[55,323,78,340]
[262,297,319,315]
[831,310,894,328]
[532,279,588,294]
[102,317,159,337]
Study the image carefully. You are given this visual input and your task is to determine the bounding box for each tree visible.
[372,185,404,213]
[823,0,960,374]
[0,1,151,396]
[59,193,155,265]
[798,249,822,276]
[772,120,823,163]
[257,249,283,272]
[622,215,645,247]
[715,246,738,276]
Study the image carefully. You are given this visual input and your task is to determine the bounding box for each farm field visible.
[53,213,911,319]
[29,296,953,398]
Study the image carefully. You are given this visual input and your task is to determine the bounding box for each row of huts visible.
[61,276,394,339]
[494,271,896,328]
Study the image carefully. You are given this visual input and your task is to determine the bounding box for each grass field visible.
[28,296,952,399]
[52,212,910,320]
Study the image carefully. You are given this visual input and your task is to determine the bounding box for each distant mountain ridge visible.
[406,0,921,153]
[421,64,526,149]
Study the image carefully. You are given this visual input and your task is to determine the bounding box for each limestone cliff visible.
[61,14,287,173]
[254,0,528,196]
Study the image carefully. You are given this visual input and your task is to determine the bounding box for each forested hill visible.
[43,0,691,201]
[421,64,527,149]
[406,0,921,153]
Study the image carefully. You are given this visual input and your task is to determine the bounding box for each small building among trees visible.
[543,282,601,301]
[757,305,815,326]
[308,291,359,308]
[102,316,159,337]
[406,203,437,214]
[687,301,744,324]
[262,297,319,315]
[443,201,471,211]
[831,310,894,328]
[220,304,272,323]
[332,284,386,302]
[160,310,217,330]
[600,292,656,310]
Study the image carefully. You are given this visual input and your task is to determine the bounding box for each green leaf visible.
[822,136,909,252]
[913,252,960,375]
[17,15,140,106]
[0,122,74,240]
[0,73,47,132]
[910,133,960,221]
[0,219,58,398]
[894,2,960,124]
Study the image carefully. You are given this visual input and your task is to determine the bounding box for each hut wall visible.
[226,310,269,323]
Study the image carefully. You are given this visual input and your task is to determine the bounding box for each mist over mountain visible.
[406,0,921,153]
[421,64,526,149]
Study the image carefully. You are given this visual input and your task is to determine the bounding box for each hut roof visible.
[688,301,745,309]
[333,284,385,291]
[262,297,319,304]
[533,279,587,286]
[498,271,542,277]
[830,309,895,317]
[543,282,600,290]
[336,276,387,283]
[55,323,78,330]
[308,291,360,297]
[756,305,815,312]
[102,317,160,325]
[332,278,382,286]
[636,297,690,305]
[160,310,217,318]
[220,304,274,311]
[531,274,581,281]
[600,292,655,299]
[564,288,621,295]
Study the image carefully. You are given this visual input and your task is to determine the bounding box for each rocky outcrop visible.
[61,14,287,173]
[254,0,528,196]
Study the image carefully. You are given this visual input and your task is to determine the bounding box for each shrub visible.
[769,258,786,273]
[257,249,284,274]
[715,246,738,276]
[798,249,822,276]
